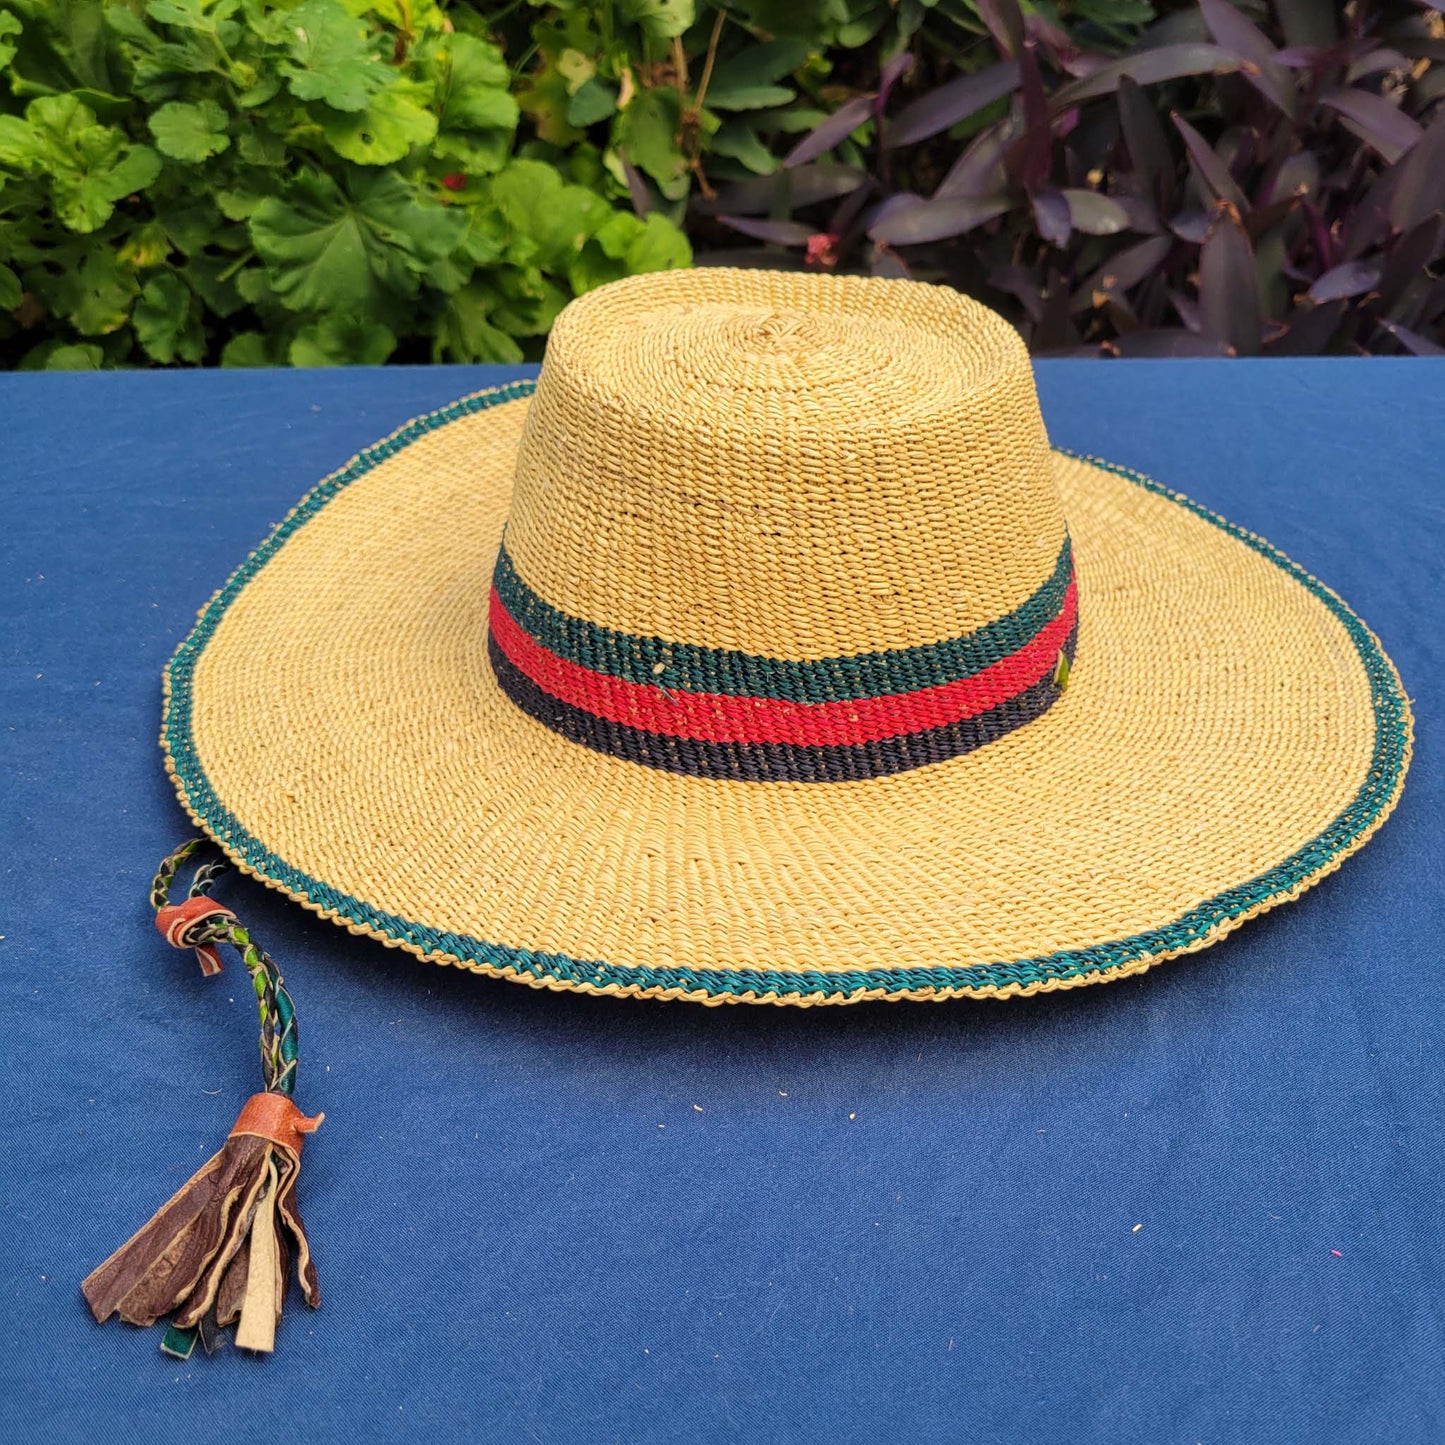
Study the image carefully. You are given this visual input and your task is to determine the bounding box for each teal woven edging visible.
[162,389,1411,1003]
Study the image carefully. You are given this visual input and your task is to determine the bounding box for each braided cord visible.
[151,840,301,1098]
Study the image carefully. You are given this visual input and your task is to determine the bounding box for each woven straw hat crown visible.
[503,270,1069,664]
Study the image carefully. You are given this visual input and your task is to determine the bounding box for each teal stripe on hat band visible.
[492,533,1074,705]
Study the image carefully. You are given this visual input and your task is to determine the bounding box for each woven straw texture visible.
[164,270,1410,1006]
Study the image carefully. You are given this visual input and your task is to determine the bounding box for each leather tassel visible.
[83,839,324,1357]
[82,1093,321,1351]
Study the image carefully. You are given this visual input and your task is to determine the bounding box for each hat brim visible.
[164,382,1411,1005]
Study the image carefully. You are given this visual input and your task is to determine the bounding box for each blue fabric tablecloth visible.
[1,360,1440,1444]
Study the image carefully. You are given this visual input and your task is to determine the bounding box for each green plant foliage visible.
[6,0,1434,365]
[0,0,691,368]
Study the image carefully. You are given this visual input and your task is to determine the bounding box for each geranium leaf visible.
[148,99,230,162]
[288,315,397,366]
[133,272,203,362]
[615,87,688,198]
[0,97,162,233]
[429,281,520,364]
[0,11,21,70]
[322,83,438,165]
[433,34,520,174]
[249,169,465,312]
[617,0,694,40]
[280,0,391,113]
[488,159,613,270]
[568,210,691,293]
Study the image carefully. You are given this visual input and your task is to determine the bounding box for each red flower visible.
[441,173,466,192]
[805,232,841,269]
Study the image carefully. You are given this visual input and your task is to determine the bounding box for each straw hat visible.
[163,268,1411,1006]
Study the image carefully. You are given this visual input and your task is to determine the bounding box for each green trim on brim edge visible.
[161,381,1412,1004]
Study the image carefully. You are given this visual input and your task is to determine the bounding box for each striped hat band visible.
[487,534,1079,783]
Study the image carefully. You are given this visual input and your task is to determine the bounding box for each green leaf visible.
[148,99,230,161]
[59,248,140,334]
[145,0,225,30]
[0,261,20,310]
[185,252,247,317]
[219,331,271,367]
[710,121,779,174]
[618,0,694,40]
[701,84,794,112]
[0,11,21,70]
[487,265,568,337]
[249,168,466,313]
[488,159,612,270]
[155,194,224,254]
[0,97,162,233]
[566,77,618,128]
[433,280,523,364]
[433,34,519,174]
[281,0,392,113]
[615,87,687,200]
[288,315,396,366]
[39,342,105,370]
[706,38,811,96]
[569,211,691,294]
[133,271,203,362]
[322,83,438,165]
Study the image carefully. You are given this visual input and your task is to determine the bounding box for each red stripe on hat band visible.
[488,578,1078,748]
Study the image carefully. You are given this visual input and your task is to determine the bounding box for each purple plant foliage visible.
[702,0,1445,356]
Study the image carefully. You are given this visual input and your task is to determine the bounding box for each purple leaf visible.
[885,62,1020,148]
[1321,89,1425,164]
[1051,45,1243,110]
[1377,319,1445,356]
[1117,76,1173,210]
[989,264,1044,321]
[1033,187,1072,247]
[1172,113,1249,211]
[1308,260,1380,303]
[700,164,867,217]
[865,191,926,231]
[1377,215,1442,314]
[1199,0,1277,67]
[1072,235,1174,312]
[935,117,1016,199]
[1063,189,1130,235]
[878,52,916,110]
[870,245,912,279]
[619,155,651,217]
[784,96,876,168]
[1169,286,1203,333]
[1112,193,1161,235]
[1199,206,1262,354]
[868,193,1012,245]
[1387,109,1445,232]
[1012,41,1051,194]
[1112,329,1232,357]
[1169,210,1212,243]
[976,0,1025,59]
[717,216,815,246]
[1198,0,1296,115]
[1261,149,1319,206]
[1346,49,1408,83]
[1263,299,1346,356]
